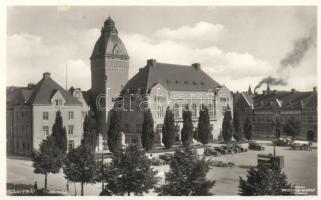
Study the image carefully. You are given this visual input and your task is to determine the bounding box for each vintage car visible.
[159,153,173,163]
[248,142,265,151]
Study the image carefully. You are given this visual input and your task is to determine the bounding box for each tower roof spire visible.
[248,84,252,94]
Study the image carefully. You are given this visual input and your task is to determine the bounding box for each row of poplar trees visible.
[32,109,215,196]
[107,104,214,152]
[222,109,253,142]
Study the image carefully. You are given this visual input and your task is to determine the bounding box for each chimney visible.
[192,63,201,71]
[27,83,35,89]
[43,72,51,78]
[291,88,295,93]
[313,87,317,92]
[147,59,156,68]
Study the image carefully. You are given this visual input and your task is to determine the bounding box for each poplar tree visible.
[222,109,233,142]
[82,112,98,152]
[107,110,122,153]
[181,108,194,147]
[197,105,211,145]
[141,109,155,151]
[52,110,67,154]
[162,107,175,149]
[233,110,241,141]
[244,116,253,141]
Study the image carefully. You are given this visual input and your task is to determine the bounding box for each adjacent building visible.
[233,85,317,141]
[119,59,233,145]
[7,72,89,155]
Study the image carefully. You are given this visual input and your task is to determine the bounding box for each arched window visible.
[174,104,180,118]
[191,104,197,117]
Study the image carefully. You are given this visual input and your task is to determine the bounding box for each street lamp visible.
[272,112,280,156]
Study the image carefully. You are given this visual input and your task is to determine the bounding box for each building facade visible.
[90,17,129,146]
[233,86,317,141]
[7,73,89,156]
[119,59,233,145]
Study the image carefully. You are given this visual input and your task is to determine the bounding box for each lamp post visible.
[272,112,280,156]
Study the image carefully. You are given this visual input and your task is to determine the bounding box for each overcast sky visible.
[7,6,317,92]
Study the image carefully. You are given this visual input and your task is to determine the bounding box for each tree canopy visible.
[244,116,253,141]
[197,105,211,145]
[82,112,98,152]
[32,136,64,190]
[162,107,175,149]
[283,117,301,140]
[239,164,294,195]
[103,145,158,196]
[51,110,67,154]
[141,109,156,151]
[107,109,122,153]
[157,146,215,195]
[63,144,97,196]
[222,109,233,142]
[181,108,194,147]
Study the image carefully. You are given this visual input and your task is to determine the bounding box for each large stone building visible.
[7,17,234,154]
[233,85,317,141]
[7,73,89,155]
[119,59,233,145]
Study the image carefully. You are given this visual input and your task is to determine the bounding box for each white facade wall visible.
[32,104,85,152]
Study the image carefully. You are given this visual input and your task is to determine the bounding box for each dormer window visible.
[55,99,62,106]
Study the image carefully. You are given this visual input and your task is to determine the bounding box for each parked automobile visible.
[274,138,290,146]
[159,153,173,163]
[248,142,265,151]
[290,142,311,151]
[204,147,221,157]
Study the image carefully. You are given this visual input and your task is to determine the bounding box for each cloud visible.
[121,22,274,90]
[7,31,93,90]
[7,21,315,92]
[155,21,224,45]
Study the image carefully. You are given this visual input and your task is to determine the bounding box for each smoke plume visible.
[255,27,316,91]
[280,30,316,68]
[254,76,287,90]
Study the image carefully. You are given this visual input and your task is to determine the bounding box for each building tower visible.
[90,17,129,149]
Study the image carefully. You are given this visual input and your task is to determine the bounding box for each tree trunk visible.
[44,173,47,191]
[74,182,77,196]
[81,182,84,196]
[128,191,130,196]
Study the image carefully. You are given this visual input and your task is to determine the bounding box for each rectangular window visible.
[68,125,74,135]
[68,111,74,120]
[43,126,49,136]
[68,140,74,152]
[220,97,227,103]
[55,99,63,106]
[158,106,164,118]
[43,112,49,120]
[136,124,142,134]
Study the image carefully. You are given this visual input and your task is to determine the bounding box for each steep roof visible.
[123,61,221,93]
[6,86,32,105]
[91,17,128,59]
[27,73,81,105]
[253,91,316,110]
